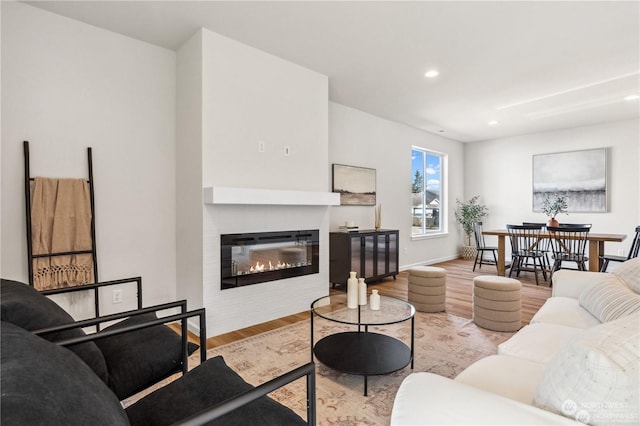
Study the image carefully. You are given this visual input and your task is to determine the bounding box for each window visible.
[411,147,445,236]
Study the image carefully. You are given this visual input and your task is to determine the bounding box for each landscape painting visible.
[532,148,607,213]
[332,164,376,205]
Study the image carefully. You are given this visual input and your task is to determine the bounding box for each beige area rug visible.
[173,312,514,426]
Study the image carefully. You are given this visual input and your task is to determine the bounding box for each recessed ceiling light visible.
[488,120,499,126]
[624,94,639,101]
[424,70,439,78]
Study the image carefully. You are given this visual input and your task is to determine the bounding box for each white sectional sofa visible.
[391,258,640,426]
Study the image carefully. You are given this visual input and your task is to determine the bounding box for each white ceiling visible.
[24,1,640,142]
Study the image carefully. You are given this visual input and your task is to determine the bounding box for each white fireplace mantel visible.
[203,186,340,206]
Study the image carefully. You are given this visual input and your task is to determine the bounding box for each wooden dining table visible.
[482,229,627,276]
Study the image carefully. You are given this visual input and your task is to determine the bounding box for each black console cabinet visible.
[329,229,399,287]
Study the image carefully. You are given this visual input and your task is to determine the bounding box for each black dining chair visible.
[472,222,498,271]
[522,222,551,272]
[558,223,592,229]
[546,226,590,279]
[600,225,640,272]
[506,224,548,285]
[522,222,547,227]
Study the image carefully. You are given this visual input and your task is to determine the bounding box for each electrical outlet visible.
[112,289,122,304]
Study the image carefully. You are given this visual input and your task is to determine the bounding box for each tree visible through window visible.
[412,148,444,236]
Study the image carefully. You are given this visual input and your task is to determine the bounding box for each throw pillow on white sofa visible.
[579,275,640,322]
[612,257,640,294]
[533,312,639,426]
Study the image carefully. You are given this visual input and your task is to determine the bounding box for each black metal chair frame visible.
[177,362,316,425]
[35,276,206,376]
[546,226,590,279]
[506,224,548,285]
[472,222,498,272]
[600,225,640,272]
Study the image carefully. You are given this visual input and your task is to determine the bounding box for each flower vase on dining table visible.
[542,193,567,228]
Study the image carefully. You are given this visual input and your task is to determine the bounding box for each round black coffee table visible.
[310,293,415,396]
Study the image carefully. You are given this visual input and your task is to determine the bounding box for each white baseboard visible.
[187,318,201,337]
[400,254,460,271]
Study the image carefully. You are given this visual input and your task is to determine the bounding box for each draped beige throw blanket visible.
[31,177,94,290]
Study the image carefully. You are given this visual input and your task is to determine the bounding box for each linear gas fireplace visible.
[220,229,319,289]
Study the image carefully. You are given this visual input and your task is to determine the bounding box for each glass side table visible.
[310,293,415,396]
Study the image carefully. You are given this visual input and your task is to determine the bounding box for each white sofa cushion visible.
[498,323,584,363]
[391,372,579,425]
[530,296,601,329]
[455,355,547,404]
[533,313,640,426]
[613,257,640,293]
[579,275,640,322]
[551,270,609,299]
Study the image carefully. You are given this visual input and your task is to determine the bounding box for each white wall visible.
[177,29,330,336]
[201,30,328,191]
[1,2,177,311]
[0,0,3,278]
[328,103,466,268]
[176,31,204,310]
[464,119,640,256]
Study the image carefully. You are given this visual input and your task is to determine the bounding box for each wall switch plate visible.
[112,289,122,304]
[284,146,290,156]
[258,140,265,153]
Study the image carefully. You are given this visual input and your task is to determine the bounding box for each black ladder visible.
[23,140,99,288]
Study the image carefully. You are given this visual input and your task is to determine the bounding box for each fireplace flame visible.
[245,259,305,274]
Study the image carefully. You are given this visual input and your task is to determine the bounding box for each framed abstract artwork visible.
[332,164,376,206]
[532,148,607,213]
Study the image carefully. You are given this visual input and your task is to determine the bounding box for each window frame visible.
[411,147,447,239]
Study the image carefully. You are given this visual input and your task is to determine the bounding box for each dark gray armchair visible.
[0,278,316,425]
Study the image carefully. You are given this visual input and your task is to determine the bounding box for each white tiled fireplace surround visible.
[201,187,339,337]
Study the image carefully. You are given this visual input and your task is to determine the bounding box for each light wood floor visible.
[203,258,552,350]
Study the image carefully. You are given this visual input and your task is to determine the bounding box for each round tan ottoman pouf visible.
[472,276,522,332]
[408,266,446,312]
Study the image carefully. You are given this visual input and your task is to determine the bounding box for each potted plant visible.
[541,193,568,227]
[455,196,488,259]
